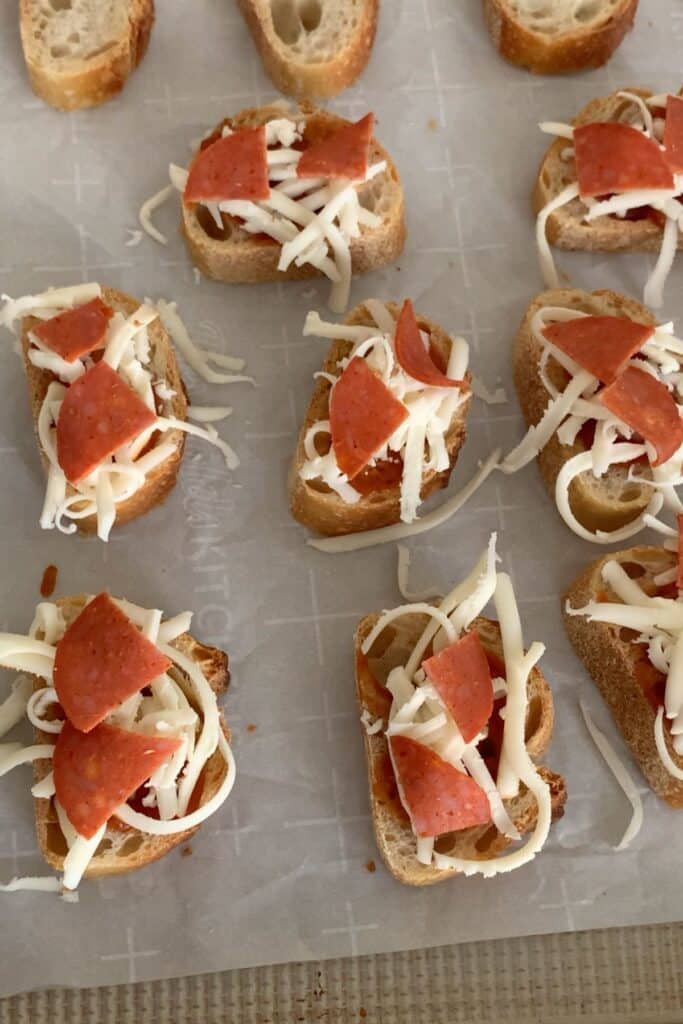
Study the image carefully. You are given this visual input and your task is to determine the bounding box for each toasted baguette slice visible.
[181,103,405,285]
[32,595,230,878]
[237,0,378,99]
[484,0,638,75]
[564,546,683,807]
[534,87,683,253]
[288,301,471,536]
[513,287,657,535]
[355,612,566,886]
[21,286,188,535]
[19,0,154,111]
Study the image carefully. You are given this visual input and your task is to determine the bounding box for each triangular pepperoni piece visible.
[32,298,114,363]
[598,364,683,466]
[54,720,181,839]
[664,95,683,174]
[297,113,374,181]
[56,360,157,484]
[422,631,494,743]
[394,300,464,389]
[184,126,270,203]
[542,315,654,385]
[678,515,683,591]
[574,122,675,197]
[389,735,491,837]
[330,356,409,480]
[53,593,172,733]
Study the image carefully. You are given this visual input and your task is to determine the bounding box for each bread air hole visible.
[48,0,72,9]
[271,0,322,44]
[50,44,71,58]
[575,0,602,20]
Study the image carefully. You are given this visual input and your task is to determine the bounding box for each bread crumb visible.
[365,859,376,873]
[40,564,58,598]
[247,723,258,733]
[427,118,438,132]
[360,1010,367,1018]
[181,845,193,857]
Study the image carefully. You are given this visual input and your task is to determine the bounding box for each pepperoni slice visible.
[574,122,675,197]
[678,514,683,591]
[598,364,683,466]
[296,113,374,181]
[184,126,270,203]
[664,95,683,174]
[53,593,171,733]
[330,356,408,480]
[32,298,114,364]
[542,315,654,385]
[54,720,181,839]
[389,735,491,837]
[56,360,157,484]
[393,300,463,389]
[422,631,494,743]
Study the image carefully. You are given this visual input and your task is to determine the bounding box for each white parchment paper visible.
[0,0,682,998]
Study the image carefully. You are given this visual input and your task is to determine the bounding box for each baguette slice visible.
[32,595,230,879]
[355,612,566,886]
[564,546,683,807]
[484,0,638,75]
[19,0,154,112]
[237,0,378,99]
[513,287,657,535]
[21,286,188,535]
[288,301,471,536]
[534,87,683,253]
[181,103,405,285]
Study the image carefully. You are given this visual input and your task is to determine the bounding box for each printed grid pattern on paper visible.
[0,0,682,1000]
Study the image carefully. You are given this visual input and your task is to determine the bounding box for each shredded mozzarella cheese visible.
[536,97,683,307]
[363,535,552,875]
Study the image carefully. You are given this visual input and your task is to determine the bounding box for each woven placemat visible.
[2,923,681,1023]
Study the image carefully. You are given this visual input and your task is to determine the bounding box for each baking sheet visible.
[0,0,682,999]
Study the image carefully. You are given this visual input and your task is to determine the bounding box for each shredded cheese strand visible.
[580,701,644,849]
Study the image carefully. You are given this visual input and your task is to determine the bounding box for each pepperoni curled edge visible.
[394,300,464,389]
[53,720,181,839]
[598,364,683,467]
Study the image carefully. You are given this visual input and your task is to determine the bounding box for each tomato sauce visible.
[39,564,58,598]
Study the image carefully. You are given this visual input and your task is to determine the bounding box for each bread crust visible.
[288,302,471,536]
[533,88,683,253]
[237,0,378,99]
[32,595,230,878]
[21,286,188,536]
[513,287,657,535]
[483,0,638,74]
[563,546,683,807]
[19,0,154,111]
[355,612,566,886]
[180,103,405,285]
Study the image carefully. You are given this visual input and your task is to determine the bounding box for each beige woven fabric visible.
[1,924,681,1023]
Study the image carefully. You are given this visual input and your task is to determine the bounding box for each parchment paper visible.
[0,0,682,999]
